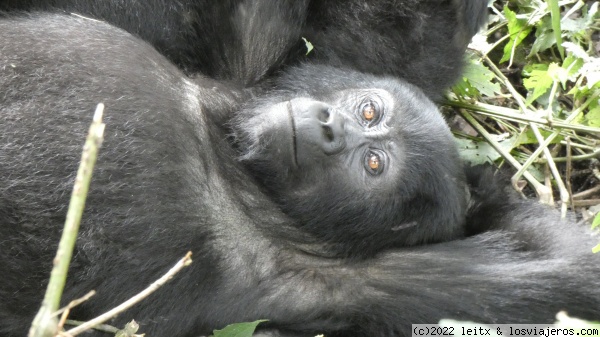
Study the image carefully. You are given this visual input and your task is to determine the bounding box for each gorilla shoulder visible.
[233,65,468,257]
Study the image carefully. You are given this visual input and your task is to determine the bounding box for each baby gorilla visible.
[233,65,467,257]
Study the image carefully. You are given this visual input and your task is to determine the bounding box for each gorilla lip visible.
[287,100,299,168]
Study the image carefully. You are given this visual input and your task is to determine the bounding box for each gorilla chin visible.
[233,65,468,257]
[235,100,298,172]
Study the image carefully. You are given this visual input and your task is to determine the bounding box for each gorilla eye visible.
[362,103,376,121]
[368,154,379,169]
[359,101,381,127]
[364,149,385,175]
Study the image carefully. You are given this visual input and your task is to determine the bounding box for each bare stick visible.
[63,252,193,336]
[572,185,600,200]
[56,291,96,332]
[63,321,117,334]
[54,291,97,317]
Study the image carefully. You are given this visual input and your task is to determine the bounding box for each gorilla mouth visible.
[286,100,299,168]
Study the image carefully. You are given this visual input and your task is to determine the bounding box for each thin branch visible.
[64,320,118,334]
[444,100,600,135]
[458,109,552,201]
[56,291,96,332]
[62,252,193,336]
[572,185,600,199]
[536,149,600,163]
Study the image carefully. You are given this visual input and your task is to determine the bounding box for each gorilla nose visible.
[292,99,347,159]
[318,108,346,155]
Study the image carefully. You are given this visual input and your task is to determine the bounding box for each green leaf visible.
[212,320,268,337]
[584,104,600,127]
[584,2,599,26]
[562,54,584,79]
[561,17,590,33]
[500,6,533,64]
[302,37,314,56]
[563,42,589,60]
[455,60,501,98]
[561,2,598,33]
[588,73,600,88]
[455,134,519,165]
[465,62,500,97]
[452,79,478,98]
[547,62,568,86]
[593,243,600,254]
[530,29,555,56]
[592,212,600,229]
[547,0,564,58]
[583,61,600,88]
[523,64,553,103]
[530,16,555,56]
[455,138,499,165]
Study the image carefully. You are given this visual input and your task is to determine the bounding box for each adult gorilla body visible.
[0,0,487,98]
[0,0,490,253]
[1,14,600,337]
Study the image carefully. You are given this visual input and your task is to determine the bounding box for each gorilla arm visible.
[208,197,600,335]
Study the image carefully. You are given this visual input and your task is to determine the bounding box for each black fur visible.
[232,64,468,256]
[0,0,487,97]
[1,14,599,337]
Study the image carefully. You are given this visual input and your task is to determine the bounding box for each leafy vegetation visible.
[449,0,600,243]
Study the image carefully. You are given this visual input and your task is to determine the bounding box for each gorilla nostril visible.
[318,108,330,122]
[323,125,335,142]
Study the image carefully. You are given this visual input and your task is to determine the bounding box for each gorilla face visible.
[233,65,469,256]
[241,90,406,196]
